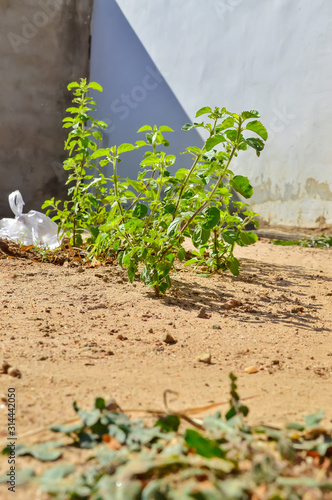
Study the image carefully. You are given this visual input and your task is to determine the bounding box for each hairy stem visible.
[172,117,218,221]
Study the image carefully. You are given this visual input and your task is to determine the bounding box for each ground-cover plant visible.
[2,374,331,499]
[44,80,268,295]
[273,234,332,248]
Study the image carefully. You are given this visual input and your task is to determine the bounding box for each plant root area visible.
[0,238,332,498]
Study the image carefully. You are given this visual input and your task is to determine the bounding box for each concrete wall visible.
[89,0,204,182]
[0,0,93,217]
[112,0,332,228]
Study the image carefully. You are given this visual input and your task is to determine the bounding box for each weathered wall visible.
[0,0,93,217]
[114,0,332,228]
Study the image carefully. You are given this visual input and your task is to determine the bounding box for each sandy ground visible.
[0,237,332,498]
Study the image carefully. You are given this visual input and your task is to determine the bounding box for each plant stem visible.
[113,158,123,216]
[128,170,156,211]
[172,118,217,221]
[160,122,242,262]
[214,229,219,269]
[179,119,242,236]
[172,153,201,220]
[180,148,236,235]
[142,160,164,236]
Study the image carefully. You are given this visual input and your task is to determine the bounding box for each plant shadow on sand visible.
[146,257,332,333]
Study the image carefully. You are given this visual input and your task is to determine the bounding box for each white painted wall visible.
[113,0,332,227]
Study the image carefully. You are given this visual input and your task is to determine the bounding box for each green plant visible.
[91,107,267,295]
[3,374,331,499]
[273,234,332,248]
[44,81,268,295]
[43,79,109,246]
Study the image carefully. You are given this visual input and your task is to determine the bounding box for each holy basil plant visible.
[43,79,268,295]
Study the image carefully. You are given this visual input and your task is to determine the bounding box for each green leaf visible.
[78,408,101,427]
[182,122,204,131]
[159,125,174,132]
[133,203,148,218]
[0,468,35,485]
[193,226,210,248]
[88,81,103,92]
[65,107,80,114]
[286,421,305,431]
[185,429,225,458]
[185,146,202,155]
[246,137,265,155]
[41,464,75,481]
[246,120,268,140]
[140,155,160,167]
[241,110,260,120]
[305,409,325,428]
[163,203,176,214]
[158,282,168,294]
[137,125,152,133]
[230,175,253,199]
[216,117,235,132]
[95,397,106,410]
[135,140,146,147]
[15,442,63,461]
[227,257,240,276]
[165,154,176,165]
[90,148,110,159]
[224,129,238,141]
[238,231,258,245]
[177,247,186,262]
[167,217,182,237]
[118,143,135,154]
[183,258,199,267]
[126,179,146,192]
[128,266,136,283]
[49,423,83,433]
[175,168,189,180]
[155,414,180,432]
[92,131,103,142]
[67,82,79,90]
[205,134,226,152]
[196,106,212,117]
[78,432,98,449]
[202,206,220,230]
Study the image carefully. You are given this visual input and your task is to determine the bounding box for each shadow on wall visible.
[89,0,204,179]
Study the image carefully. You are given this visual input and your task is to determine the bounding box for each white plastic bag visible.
[0,191,62,250]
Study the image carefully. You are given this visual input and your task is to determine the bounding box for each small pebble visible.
[117,334,127,341]
[163,333,176,344]
[197,307,209,318]
[211,324,221,330]
[244,366,259,374]
[291,306,304,313]
[8,368,22,378]
[1,361,11,374]
[220,299,242,310]
[197,352,212,364]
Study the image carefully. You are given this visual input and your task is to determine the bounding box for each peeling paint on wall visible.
[305,178,332,201]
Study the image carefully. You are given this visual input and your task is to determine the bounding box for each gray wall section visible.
[0,0,93,217]
[89,0,204,181]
